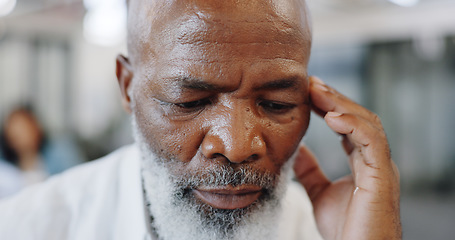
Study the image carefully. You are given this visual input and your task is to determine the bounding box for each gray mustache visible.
[174,165,278,190]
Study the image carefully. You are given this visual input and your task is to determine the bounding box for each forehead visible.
[129,0,311,85]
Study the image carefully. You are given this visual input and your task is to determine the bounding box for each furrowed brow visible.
[174,77,227,91]
[254,77,300,91]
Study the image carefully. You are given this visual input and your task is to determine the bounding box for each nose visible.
[201,107,266,164]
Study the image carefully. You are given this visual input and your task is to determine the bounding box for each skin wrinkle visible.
[160,48,306,66]
[187,0,301,28]
[146,58,307,74]
[131,5,310,67]
[126,0,311,65]
[161,56,304,63]
[176,21,303,45]
[144,67,308,110]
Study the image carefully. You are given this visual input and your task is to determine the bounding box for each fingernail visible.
[311,76,325,85]
[326,111,342,117]
[313,83,329,92]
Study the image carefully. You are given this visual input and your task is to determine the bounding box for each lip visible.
[193,185,262,210]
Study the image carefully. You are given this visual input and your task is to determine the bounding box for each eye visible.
[155,98,212,120]
[175,98,211,109]
[259,100,295,114]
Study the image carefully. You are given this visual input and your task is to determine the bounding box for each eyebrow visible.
[253,77,300,91]
[171,76,301,92]
[176,77,228,91]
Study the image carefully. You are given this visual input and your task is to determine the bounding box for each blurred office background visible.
[0,0,454,239]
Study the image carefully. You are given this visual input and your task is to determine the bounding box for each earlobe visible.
[116,54,133,114]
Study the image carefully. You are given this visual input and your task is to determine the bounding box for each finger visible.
[293,144,331,203]
[309,76,382,127]
[341,134,355,155]
[324,112,400,200]
[324,112,392,172]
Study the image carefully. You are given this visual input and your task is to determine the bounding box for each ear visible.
[116,55,134,114]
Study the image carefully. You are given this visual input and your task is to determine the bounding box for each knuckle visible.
[371,112,382,125]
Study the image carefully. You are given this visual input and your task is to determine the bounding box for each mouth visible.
[193,185,263,210]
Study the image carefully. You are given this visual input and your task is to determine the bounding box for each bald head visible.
[125,0,312,69]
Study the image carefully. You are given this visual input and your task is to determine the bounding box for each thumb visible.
[294,144,331,203]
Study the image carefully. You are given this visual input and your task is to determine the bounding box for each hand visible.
[294,76,401,240]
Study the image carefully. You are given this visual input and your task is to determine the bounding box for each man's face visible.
[118,0,311,238]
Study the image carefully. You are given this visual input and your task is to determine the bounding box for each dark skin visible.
[116,0,401,239]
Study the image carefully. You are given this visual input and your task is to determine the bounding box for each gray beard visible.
[132,115,293,240]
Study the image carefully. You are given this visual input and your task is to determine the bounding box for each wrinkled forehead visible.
[127,0,311,67]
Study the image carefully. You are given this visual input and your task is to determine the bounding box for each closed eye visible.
[259,100,296,114]
[175,98,211,109]
[155,98,212,119]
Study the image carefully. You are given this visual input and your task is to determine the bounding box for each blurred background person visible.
[0,106,84,197]
[1,106,48,186]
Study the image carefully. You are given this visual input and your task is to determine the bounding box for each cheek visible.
[134,98,204,162]
[264,107,310,166]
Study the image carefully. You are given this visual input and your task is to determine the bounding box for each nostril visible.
[208,153,233,165]
[211,153,224,159]
[248,154,259,162]
[225,154,259,165]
